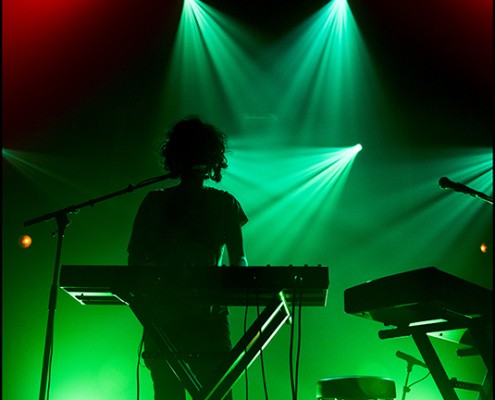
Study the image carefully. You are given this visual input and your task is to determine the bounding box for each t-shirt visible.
[127,185,248,268]
[128,185,247,358]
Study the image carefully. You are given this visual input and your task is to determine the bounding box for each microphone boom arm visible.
[24,173,173,227]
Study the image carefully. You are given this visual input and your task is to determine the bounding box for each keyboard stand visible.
[378,318,492,400]
[129,291,291,400]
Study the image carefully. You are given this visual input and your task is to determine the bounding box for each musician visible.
[127,116,248,400]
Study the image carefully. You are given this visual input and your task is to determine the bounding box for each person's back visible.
[127,116,248,400]
[128,185,245,268]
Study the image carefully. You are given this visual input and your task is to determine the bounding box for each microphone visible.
[396,351,428,368]
[438,177,484,197]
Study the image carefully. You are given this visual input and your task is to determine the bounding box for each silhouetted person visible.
[127,116,248,400]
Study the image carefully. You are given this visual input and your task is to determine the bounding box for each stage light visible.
[18,235,33,249]
[480,243,489,254]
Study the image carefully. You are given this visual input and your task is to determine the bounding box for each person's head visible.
[160,116,228,182]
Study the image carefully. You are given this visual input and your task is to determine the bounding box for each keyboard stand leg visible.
[379,321,491,400]
[129,292,291,400]
[469,322,493,383]
[198,292,291,400]
[478,371,492,400]
[129,299,203,398]
[412,331,459,400]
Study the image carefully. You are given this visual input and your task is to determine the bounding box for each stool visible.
[317,376,396,399]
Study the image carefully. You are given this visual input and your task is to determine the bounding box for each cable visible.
[257,295,269,400]
[244,289,250,400]
[289,284,303,400]
[289,290,297,399]
[294,288,302,398]
[408,372,431,389]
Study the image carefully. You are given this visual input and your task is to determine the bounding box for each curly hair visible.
[160,116,228,182]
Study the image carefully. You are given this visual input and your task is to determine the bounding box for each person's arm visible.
[226,222,248,267]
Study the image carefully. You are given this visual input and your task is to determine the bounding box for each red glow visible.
[3,0,181,148]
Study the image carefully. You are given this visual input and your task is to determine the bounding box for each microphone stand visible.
[23,173,173,400]
[401,362,414,400]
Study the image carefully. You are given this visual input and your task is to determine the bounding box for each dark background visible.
[3,0,492,151]
[3,1,492,399]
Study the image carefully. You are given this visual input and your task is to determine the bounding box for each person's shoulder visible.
[152,184,179,194]
[204,186,234,199]
[143,187,176,201]
[204,187,244,208]
[145,188,166,197]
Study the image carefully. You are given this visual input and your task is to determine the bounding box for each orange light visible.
[480,243,487,253]
[18,235,32,249]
